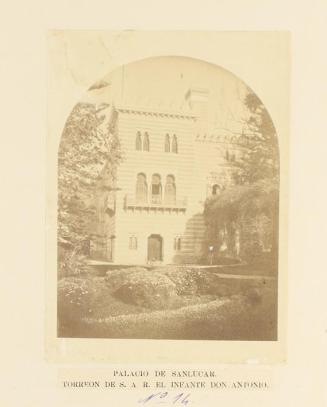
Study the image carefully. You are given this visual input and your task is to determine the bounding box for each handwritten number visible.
[139,392,190,405]
[139,393,161,404]
[173,393,190,405]
[173,394,183,404]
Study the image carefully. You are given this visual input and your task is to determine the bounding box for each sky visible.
[82,56,258,136]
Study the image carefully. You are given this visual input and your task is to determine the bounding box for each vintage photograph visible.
[57,55,279,341]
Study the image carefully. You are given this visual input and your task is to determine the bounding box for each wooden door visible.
[148,235,163,261]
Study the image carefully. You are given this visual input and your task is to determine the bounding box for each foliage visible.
[105,267,150,291]
[112,269,178,310]
[203,90,279,263]
[57,277,95,334]
[204,179,278,262]
[58,102,121,276]
[58,245,88,278]
[233,91,279,184]
[58,271,277,340]
[204,179,279,222]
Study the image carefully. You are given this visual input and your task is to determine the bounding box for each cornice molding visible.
[115,104,197,121]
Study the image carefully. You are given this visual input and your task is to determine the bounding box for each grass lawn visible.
[58,265,277,340]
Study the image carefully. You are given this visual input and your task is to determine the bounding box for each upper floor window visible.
[165,134,170,152]
[225,150,230,161]
[136,132,142,150]
[151,174,162,204]
[212,184,221,195]
[143,132,150,151]
[136,173,148,203]
[172,134,178,153]
[164,133,178,153]
[164,175,176,205]
[135,131,150,151]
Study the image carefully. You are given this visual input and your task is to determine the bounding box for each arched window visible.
[172,134,178,153]
[129,235,138,250]
[212,184,220,195]
[174,236,182,251]
[82,239,90,256]
[135,132,142,150]
[164,175,176,205]
[165,134,170,152]
[136,173,148,203]
[151,174,162,204]
[143,132,150,151]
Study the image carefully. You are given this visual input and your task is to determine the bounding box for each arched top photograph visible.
[57,53,281,342]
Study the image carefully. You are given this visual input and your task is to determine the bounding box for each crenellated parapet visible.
[115,105,197,121]
[195,132,251,147]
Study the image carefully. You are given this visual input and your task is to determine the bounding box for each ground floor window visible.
[174,236,182,251]
[129,235,138,250]
[81,239,90,256]
[106,236,115,261]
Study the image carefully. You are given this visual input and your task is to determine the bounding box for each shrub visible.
[113,270,177,309]
[58,245,87,278]
[162,267,201,295]
[105,267,149,290]
[57,277,95,335]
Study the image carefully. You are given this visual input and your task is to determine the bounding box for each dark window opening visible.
[164,174,176,205]
[174,236,182,251]
[143,132,150,151]
[212,184,220,195]
[151,174,162,204]
[136,132,142,150]
[165,134,170,152]
[82,239,90,256]
[136,173,148,203]
[172,134,178,153]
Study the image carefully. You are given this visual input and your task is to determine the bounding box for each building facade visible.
[91,88,247,265]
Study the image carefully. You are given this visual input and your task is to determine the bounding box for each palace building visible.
[91,86,248,265]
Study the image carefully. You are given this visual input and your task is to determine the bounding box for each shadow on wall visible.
[176,212,242,266]
[172,212,207,265]
[171,211,244,266]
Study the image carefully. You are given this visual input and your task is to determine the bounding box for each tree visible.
[204,179,278,256]
[203,90,279,265]
[233,91,279,184]
[58,102,121,276]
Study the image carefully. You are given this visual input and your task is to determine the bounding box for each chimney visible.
[185,87,209,132]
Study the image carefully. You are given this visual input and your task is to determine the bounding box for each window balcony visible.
[124,194,187,211]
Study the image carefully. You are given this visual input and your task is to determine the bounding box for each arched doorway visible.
[147,234,163,262]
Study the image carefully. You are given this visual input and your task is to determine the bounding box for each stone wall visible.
[92,104,248,264]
